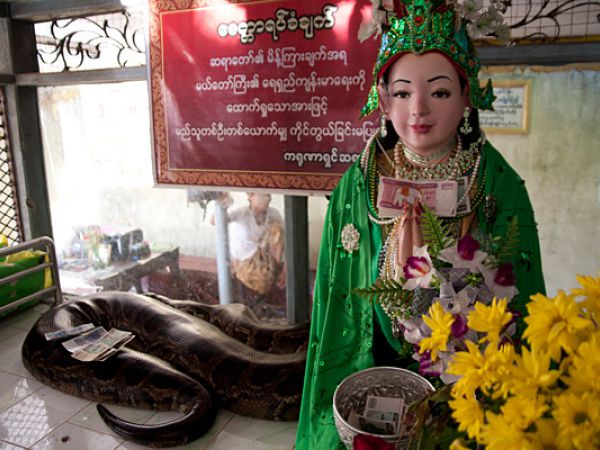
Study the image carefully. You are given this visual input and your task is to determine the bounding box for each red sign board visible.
[149,0,379,192]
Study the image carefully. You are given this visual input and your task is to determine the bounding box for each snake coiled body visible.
[21,292,308,447]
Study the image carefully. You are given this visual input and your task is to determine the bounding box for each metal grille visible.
[497,0,600,43]
[35,10,146,73]
[33,1,599,72]
[0,87,23,245]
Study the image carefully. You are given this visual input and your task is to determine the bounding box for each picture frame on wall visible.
[480,79,531,134]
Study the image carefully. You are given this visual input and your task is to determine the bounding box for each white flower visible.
[494,24,512,44]
[403,245,438,290]
[460,0,484,20]
[357,0,396,42]
[481,266,519,301]
[467,6,507,39]
[485,7,505,27]
[438,235,488,274]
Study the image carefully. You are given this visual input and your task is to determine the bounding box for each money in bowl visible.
[333,366,434,449]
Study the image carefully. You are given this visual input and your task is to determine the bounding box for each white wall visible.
[481,65,600,295]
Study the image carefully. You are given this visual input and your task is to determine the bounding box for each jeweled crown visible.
[360,0,498,117]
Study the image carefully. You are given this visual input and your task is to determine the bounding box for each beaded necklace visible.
[393,135,484,181]
[402,139,454,166]
[361,131,487,227]
[361,135,398,226]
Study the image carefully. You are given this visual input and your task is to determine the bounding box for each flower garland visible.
[358,0,511,44]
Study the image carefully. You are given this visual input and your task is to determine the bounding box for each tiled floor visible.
[0,302,298,450]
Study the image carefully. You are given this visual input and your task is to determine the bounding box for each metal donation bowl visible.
[333,367,435,449]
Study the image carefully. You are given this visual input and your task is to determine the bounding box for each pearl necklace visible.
[361,134,398,225]
[362,131,487,226]
[458,152,482,207]
[393,135,484,181]
[402,140,454,166]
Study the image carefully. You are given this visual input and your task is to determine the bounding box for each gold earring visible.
[380,114,387,138]
[460,107,472,135]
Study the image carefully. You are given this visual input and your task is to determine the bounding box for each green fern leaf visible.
[420,204,454,259]
[353,277,404,302]
[495,216,520,264]
[352,277,413,318]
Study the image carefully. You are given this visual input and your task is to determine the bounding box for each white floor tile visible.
[0,303,49,332]
[114,435,204,450]
[0,324,22,342]
[0,330,34,378]
[0,386,90,447]
[0,371,44,413]
[206,431,291,450]
[220,414,298,445]
[257,424,297,447]
[0,441,28,449]
[30,422,122,450]
[0,308,298,450]
[30,386,91,414]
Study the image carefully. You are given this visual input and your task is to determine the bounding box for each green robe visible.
[295,141,545,450]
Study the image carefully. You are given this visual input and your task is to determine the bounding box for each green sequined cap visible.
[360,0,496,117]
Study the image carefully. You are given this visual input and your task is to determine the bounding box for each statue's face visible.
[378,52,468,156]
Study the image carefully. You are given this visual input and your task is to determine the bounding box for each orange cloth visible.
[232,221,284,295]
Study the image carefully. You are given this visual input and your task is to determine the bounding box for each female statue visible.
[296,1,545,448]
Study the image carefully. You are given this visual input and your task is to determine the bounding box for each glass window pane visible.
[38,82,292,321]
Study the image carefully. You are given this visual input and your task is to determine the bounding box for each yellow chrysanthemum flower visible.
[524,418,560,450]
[467,298,513,344]
[523,291,593,361]
[447,340,485,397]
[446,275,600,450]
[553,391,600,450]
[480,412,531,450]
[509,346,561,398]
[500,395,548,430]
[448,341,513,398]
[485,342,515,399]
[448,394,485,440]
[449,438,470,450]
[571,272,600,316]
[419,301,454,361]
[566,331,600,395]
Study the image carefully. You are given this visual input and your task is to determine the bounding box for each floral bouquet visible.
[355,207,600,449]
[355,206,521,384]
[447,273,600,450]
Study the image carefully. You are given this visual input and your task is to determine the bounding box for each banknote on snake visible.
[21,292,309,447]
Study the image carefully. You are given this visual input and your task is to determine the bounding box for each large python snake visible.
[21,292,309,447]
